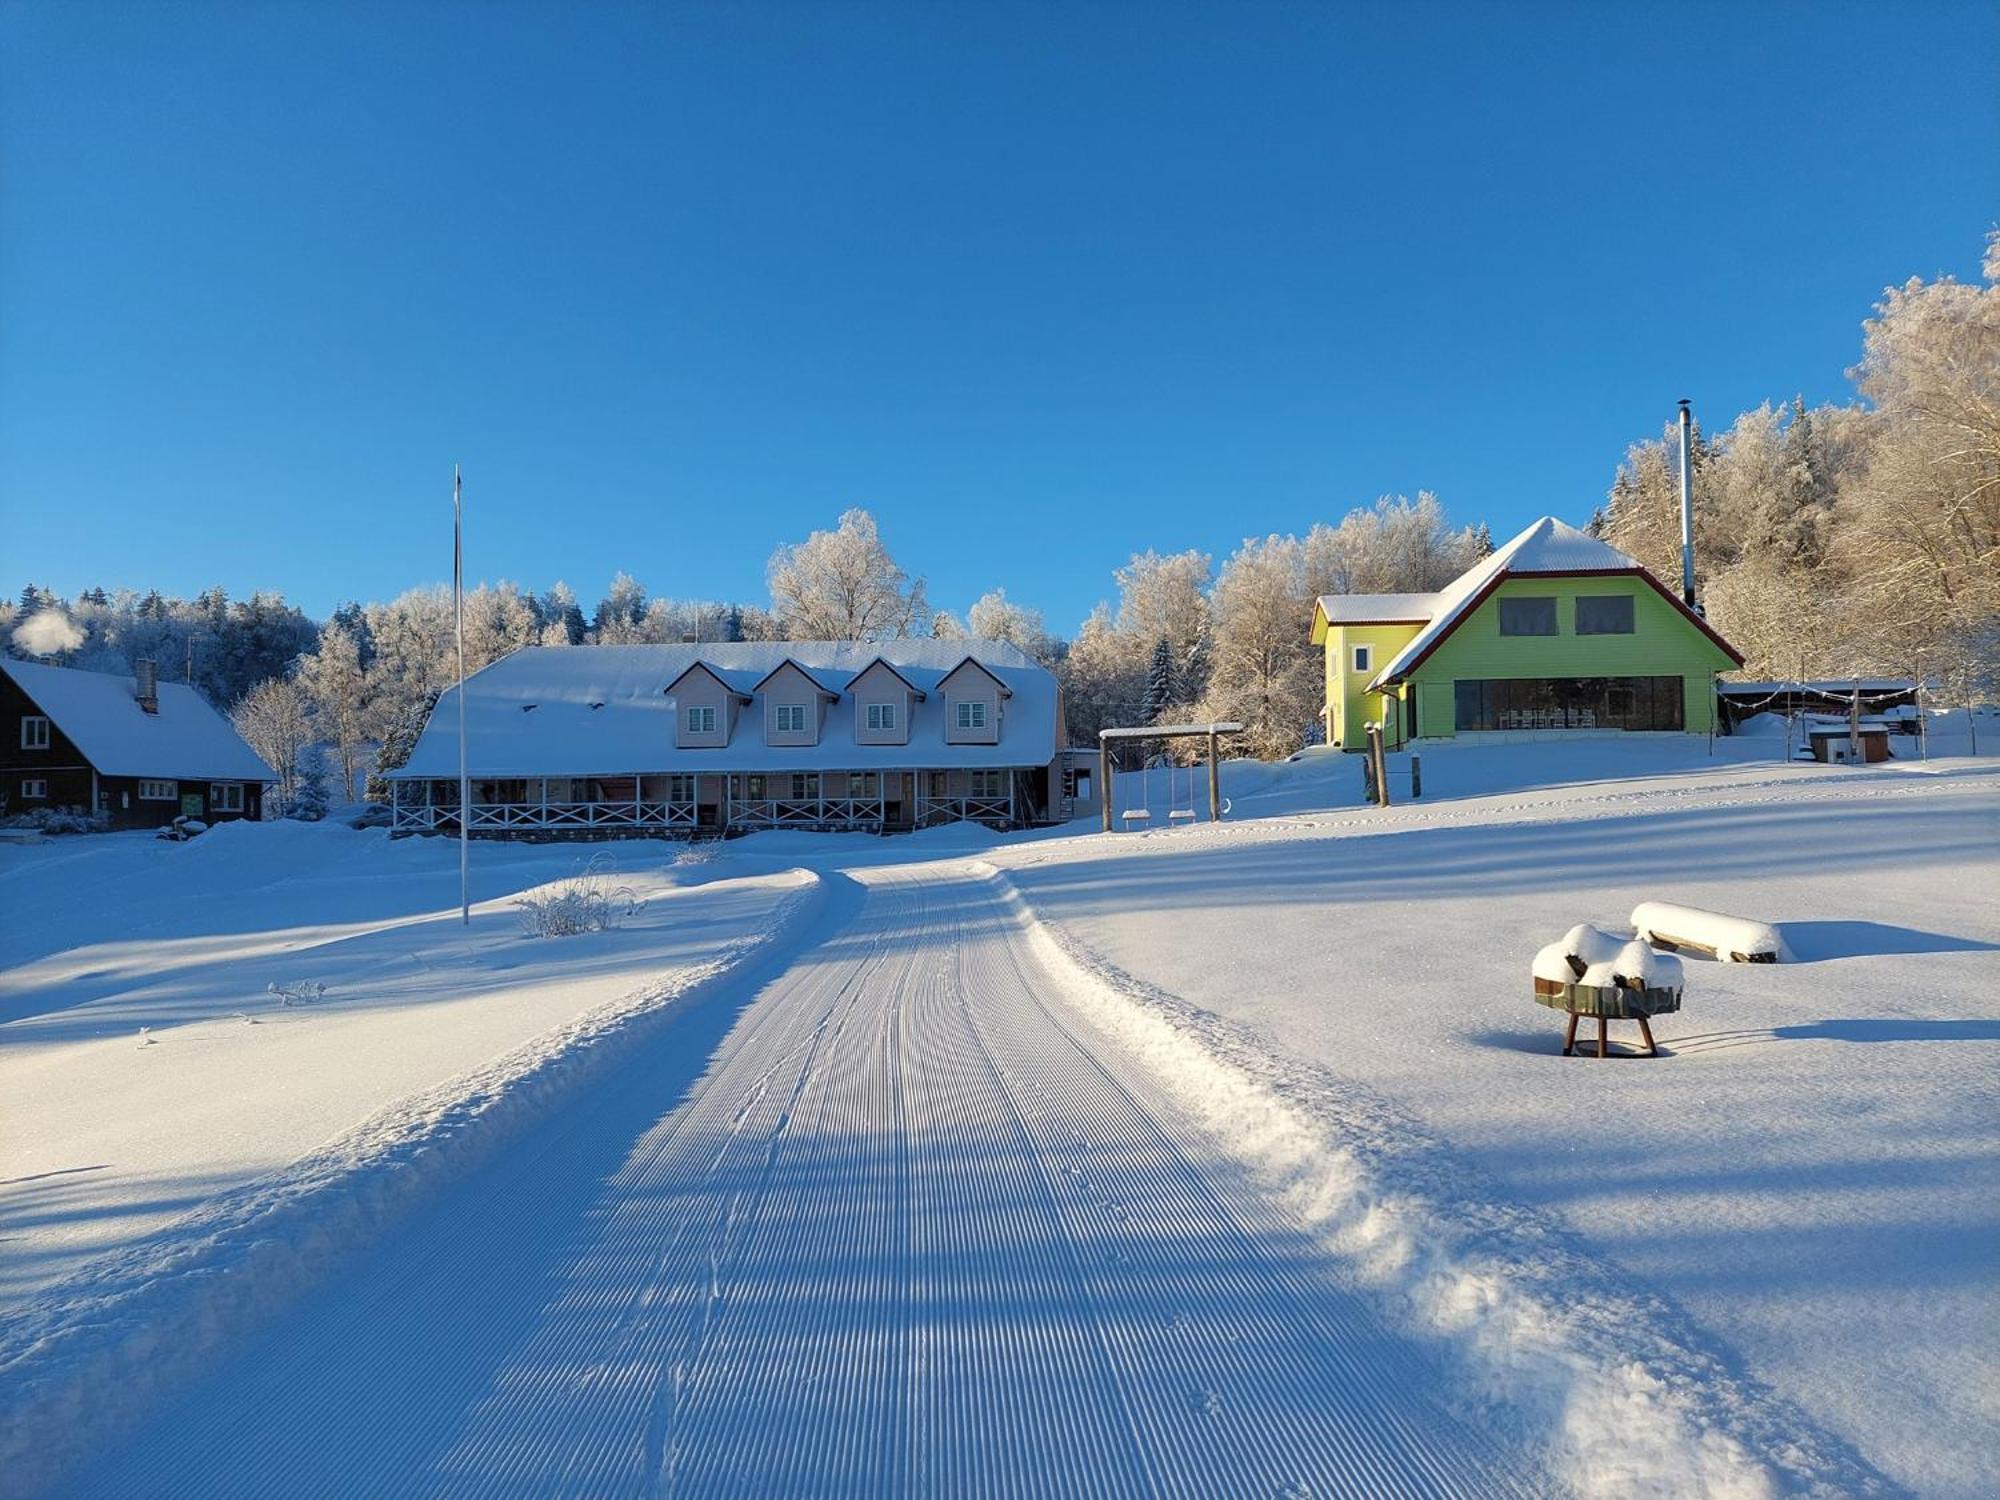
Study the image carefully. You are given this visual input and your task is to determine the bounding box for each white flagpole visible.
[455,465,470,926]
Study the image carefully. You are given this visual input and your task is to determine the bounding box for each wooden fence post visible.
[1207,730,1220,821]
[1100,739,1112,832]
[1410,754,1422,800]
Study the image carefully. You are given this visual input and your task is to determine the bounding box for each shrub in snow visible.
[2,806,109,836]
[267,980,327,1007]
[515,853,643,938]
[287,745,331,822]
[673,842,720,867]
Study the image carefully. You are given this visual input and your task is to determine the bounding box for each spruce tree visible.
[1143,636,1174,722]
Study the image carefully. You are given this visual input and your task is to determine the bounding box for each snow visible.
[1314,590,1440,623]
[4,727,1995,1497]
[996,745,1998,1498]
[0,657,274,781]
[1562,922,1627,968]
[1632,901,1791,963]
[393,638,1059,780]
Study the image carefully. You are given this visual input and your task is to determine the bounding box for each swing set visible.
[1097,721,1244,831]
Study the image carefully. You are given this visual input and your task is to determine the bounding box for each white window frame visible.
[210,783,245,813]
[847,772,879,797]
[789,772,819,800]
[139,779,177,801]
[970,768,1006,798]
[1352,645,1372,674]
[865,701,896,731]
[21,778,48,800]
[20,715,50,750]
[773,703,808,734]
[667,774,696,801]
[686,705,717,734]
[954,700,988,731]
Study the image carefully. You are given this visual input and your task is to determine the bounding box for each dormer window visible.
[954,701,988,731]
[686,705,717,734]
[866,702,896,732]
[774,704,807,733]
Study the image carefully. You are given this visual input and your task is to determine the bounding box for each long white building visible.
[387,639,1082,835]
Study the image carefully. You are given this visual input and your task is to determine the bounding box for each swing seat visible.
[1120,809,1152,825]
[1167,808,1197,823]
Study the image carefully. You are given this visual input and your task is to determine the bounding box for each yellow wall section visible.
[1322,622,1423,749]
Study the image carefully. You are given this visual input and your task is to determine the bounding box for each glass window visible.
[21,716,50,750]
[1351,645,1372,673]
[847,772,879,797]
[789,773,818,800]
[929,771,948,797]
[211,783,245,812]
[955,700,988,730]
[1453,677,1684,732]
[686,705,717,734]
[773,704,807,733]
[21,778,48,799]
[1575,595,1635,634]
[970,769,1006,798]
[1497,597,1558,636]
[866,702,896,731]
[139,779,177,800]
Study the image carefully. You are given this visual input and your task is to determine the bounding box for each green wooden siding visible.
[1408,576,1735,736]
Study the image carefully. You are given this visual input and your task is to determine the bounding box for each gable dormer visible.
[848,657,923,747]
[664,661,752,749]
[753,659,841,748]
[939,657,1010,745]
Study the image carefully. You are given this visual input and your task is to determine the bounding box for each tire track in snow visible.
[54,865,1555,1498]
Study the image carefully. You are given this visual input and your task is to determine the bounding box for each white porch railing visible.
[916,794,1013,828]
[725,795,886,830]
[391,799,698,833]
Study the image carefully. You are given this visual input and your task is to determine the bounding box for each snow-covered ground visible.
[3,721,1994,1496]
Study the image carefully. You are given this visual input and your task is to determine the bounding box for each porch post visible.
[1207,730,1220,821]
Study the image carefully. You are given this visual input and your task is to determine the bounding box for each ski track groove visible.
[55,864,1556,1499]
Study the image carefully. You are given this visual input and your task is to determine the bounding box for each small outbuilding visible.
[0,657,275,828]
[1804,721,1894,764]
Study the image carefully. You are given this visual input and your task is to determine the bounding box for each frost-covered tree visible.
[367,688,440,804]
[592,573,652,643]
[968,588,1060,665]
[461,582,540,669]
[289,743,331,821]
[297,623,371,801]
[1142,637,1174,723]
[539,582,587,646]
[767,508,930,640]
[232,677,313,811]
[1303,493,1482,597]
[1056,604,1144,745]
[929,610,968,640]
[1196,535,1321,759]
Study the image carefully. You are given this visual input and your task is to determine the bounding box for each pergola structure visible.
[1097,722,1244,831]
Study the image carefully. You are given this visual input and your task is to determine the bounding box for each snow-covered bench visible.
[1631,901,1789,964]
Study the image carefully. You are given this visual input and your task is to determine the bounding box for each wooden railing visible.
[392,799,697,832]
[725,796,885,829]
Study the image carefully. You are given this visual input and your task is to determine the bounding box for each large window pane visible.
[1575,595,1635,634]
[1452,676,1683,731]
[1497,597,1558,636]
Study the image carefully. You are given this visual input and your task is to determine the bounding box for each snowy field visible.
[2,722,1995,1497]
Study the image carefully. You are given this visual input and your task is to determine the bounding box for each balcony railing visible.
[392,799,698,832]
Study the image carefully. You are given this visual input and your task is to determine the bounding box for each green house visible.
[1309,516,1743,750]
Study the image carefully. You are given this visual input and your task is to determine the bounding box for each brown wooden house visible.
[1,657,274,829]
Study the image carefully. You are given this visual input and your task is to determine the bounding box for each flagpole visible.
[454,465,470,926]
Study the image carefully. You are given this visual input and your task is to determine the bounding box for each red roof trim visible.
[1379,566,1744,683]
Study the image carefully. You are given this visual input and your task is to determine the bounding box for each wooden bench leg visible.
[1637,1015,1657,1057]
[1596,1016,1609,1059]
[1563,1011,1579,1056]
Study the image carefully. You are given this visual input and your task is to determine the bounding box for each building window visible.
[686,705,717,734]
[773,704,807,734]
[847,772,879,798]
[139,779,177,801]
[969,769,1006,798]
[21,778,48,800]
[789,772,819,800]
[20,716,50,750]
[1452,676,1684,732]
[1575,595,1635,635]
[1497,597,1559,636]
[928,771,948,797]
[669,774,696,801]
[865,702,896,731]
[211,783,245,812]
[954,700,988,730]
[1351,645,1372,674]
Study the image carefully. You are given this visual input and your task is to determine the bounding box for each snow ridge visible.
[972,861,1897,1500]
[0,867,825,1497]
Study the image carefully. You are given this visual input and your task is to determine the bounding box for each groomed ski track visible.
[62,862,1548,1499]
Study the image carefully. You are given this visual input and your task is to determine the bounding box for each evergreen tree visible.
[1143,637,1174,722]
[367,690,440,804]
[290,743,331,821]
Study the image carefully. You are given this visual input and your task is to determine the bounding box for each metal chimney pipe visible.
[1677,398,1698,612]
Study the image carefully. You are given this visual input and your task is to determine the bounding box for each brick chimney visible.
[135,658,159,714]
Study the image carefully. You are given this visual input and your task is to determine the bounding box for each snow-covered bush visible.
[515,853,643,937]
[267,980,327,1007]
[673,842,720,867]
[2,806,109,835]
[288,745,331,822]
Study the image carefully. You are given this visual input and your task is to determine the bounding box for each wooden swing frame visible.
[1097,722,1244,832]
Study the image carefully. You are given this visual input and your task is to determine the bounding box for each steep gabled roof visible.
[663,660,754,702]
[0,658,274,781]
[1310,592,1440,641]
[1368,516,1741,687]
[938,655,1014,697]
[751,658,842,698]
[845,656,927,700]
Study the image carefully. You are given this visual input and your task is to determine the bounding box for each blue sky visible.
[3,1,1994,632]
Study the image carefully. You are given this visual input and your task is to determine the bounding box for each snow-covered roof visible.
[0,658,275,781]
[1313,592,1441,625]
[1368,516,1719,688]
[393,639,1061,779]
